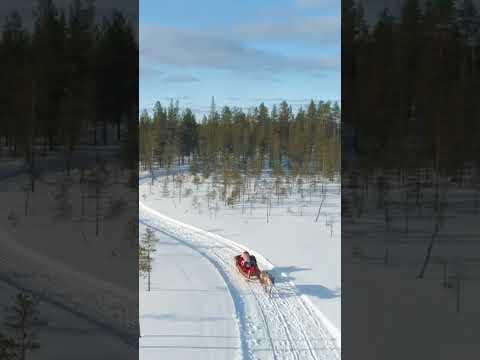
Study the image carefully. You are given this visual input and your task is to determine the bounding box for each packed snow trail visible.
[139,226,241,360]
[140,201,340,360]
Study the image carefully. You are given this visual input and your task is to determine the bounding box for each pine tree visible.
[140,228,158,291]
[4,293,41,360]
[139,99,341,180]
[180,108,198,159]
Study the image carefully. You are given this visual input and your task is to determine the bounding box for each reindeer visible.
[259,270,275,296]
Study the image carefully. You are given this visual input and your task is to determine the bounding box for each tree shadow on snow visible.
[269,266,340,300]
[270,266,312,282]
[294,284,340,299]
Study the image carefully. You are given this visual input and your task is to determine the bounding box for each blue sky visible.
[140,0,340,117]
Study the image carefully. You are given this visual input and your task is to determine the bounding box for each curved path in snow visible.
[139,224,241,360]
[140,201,340,360]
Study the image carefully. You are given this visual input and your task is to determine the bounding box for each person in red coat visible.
[241,251,251,268]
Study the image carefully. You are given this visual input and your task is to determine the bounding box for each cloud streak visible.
[140,65,164,78]
[233,15,339,45]
[163,74,200,83]
[141,25,339,77]
[295,0,339,9]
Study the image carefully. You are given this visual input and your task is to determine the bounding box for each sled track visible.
[271,283,339,360]
[246,285,280,360]
[268,286,316,360]
[209,242,336,360]
[210,245,280,360]
[246,277,300,360]
[215,245,290,360]
[222,242,338,360]
[140,201,340,360]
[139,217,250,359]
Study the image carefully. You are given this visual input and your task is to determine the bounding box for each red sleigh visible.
[234,253,260,280]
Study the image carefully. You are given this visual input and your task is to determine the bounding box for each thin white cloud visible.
[234,15,339,45]
[163,74,200,83]
[295,0,338,8]
[140,65,164,78]
[140,25,339,76]
[257,97,318,103]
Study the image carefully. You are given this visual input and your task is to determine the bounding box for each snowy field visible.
[0,155,139,353]
[343,170,480,358]
[0,164,138,288]
[0,281,134,360]
[139,171,341,359]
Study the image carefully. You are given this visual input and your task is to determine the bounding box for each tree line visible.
[0,0,138,169]
[139,98,341,179]
[343,0,480,176]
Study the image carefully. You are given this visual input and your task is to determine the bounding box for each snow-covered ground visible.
[0,281,134,360]
[0,155,139,355]
[140,172,341,333]
[0,165,138,289]
[139,172,341,359]
[342,171,480,358]
[139,223,240,360]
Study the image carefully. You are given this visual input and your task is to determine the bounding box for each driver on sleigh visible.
[240,251,257,270]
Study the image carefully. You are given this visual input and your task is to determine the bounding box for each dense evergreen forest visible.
[139,99,341,180]
[0,0,138,169]
[342,3,480,343]
[343,0,480,175]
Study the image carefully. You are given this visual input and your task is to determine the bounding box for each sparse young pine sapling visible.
[4,293,41,360]
[140,228,158,291]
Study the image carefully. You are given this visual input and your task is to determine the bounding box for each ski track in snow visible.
[140,201,340,360]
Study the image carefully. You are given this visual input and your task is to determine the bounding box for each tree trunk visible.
[117,117,121,141]
[148,269,151,292]
[81,187,85,218]
[443,262,448,288]
[315,194,326,222]
[103,118,108,145]
[24,189,29,216]
[456,277,461,313]
[418,224,439,278]
[30,149,35,193]
[96,181,100,236]
[147,249,151,292]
